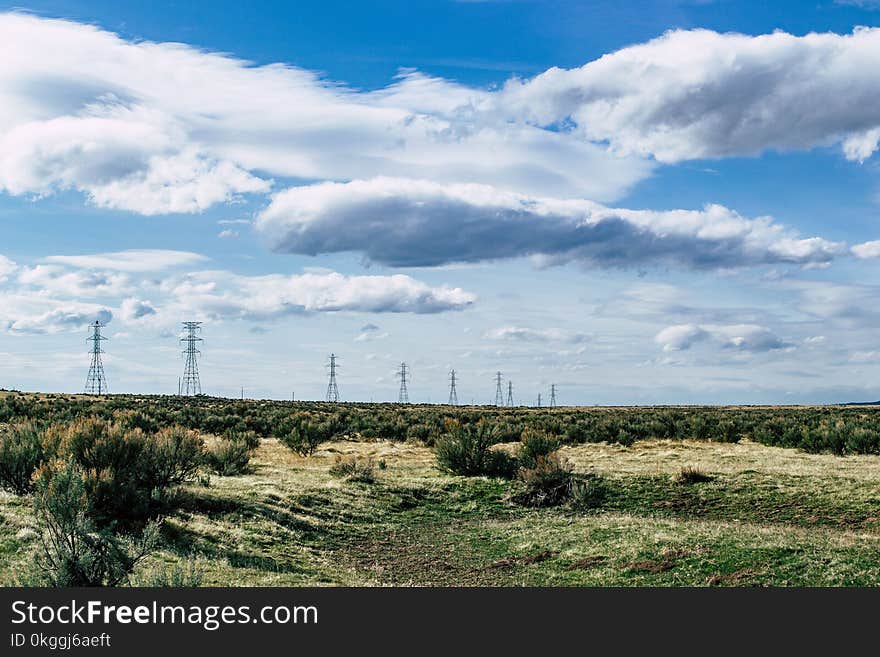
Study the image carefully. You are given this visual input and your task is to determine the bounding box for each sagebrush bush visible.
[329,455,376,483]
[31,460,160,586]
[674,465,714,485]
[53,418,203,529]
[513,453,574,507]
[570,473,609,509]
[149,427,205,488]
[0,422,46,494]
[435,420,517,478]
[204,438,252,476]
[518,429,560,470]
[132,557,205,587]
[223,429,260,451]
[280,422,323,456]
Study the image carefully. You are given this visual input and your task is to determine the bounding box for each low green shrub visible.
[280,422,323,456]
[0,422,46,494]
[30,461,160,586]
[513,453,573,507]
[518,429,560,470]
[673,465,714,485]
[329,455,376,483]
[435,420,517,478]
[204,439,253,476]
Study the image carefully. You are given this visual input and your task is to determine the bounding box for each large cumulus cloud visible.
[256,177,845,270]
[500,27,880,162]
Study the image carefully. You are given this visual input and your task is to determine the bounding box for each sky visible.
[3,0,880,404]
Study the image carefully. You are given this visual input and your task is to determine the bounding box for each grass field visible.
[4,425,878,586]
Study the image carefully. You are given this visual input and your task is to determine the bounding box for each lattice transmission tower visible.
[180,321,203,396]
[84,320,108,395]
[494,372,504,406]
[507,381,514,407]
[550,384,557,408]
[448,369,458,406]
[397,362,410,404]
[326,353,340,402]
[537,393,542,408]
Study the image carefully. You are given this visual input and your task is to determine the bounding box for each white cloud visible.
[0,290,112,334]
[257,177,845,270]
[499,27,880,162]
[45,249,207,272]
[655,324,710,352]
[0,248,475,334]
[217,229,239,239]
[160,270,475,319]
[0,12,650,216]
[17,265,133,298]
[484,326,591,343]
[851,240,880,258]
[655,323,789,353]
[119,298,157,321]
[0,255,16,282]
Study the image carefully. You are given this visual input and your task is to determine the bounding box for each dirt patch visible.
[623,549,689,574]
[706,568,763,586]
[563,555,608,571]
[488,550,555,570]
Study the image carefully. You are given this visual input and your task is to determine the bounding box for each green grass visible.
[2,434,880,586]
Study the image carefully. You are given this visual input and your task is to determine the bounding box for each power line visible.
[397,362,410,404]
[181,321,203,396]
[448,368,458,406]
[326,353,340,402]
[84,320,108,395]
[494,371,504,406]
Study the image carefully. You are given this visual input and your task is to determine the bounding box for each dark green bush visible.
[204,439,253,476]
[280,422,323,456]
[435,420,517,478]
[518,429,561,470]
[0,422,46,494]
[54,419,203,529]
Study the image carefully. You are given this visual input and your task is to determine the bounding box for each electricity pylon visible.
[550,384,557,408]
[181,321,203,396]
[326,353,340,402]
[494,372,503,406]
[507,380,514,407]
[84,320,108,395]
[397,362,410,403]
[448,369,458,405]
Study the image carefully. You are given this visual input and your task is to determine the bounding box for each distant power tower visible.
[550,384,557,408]
[180,321,203,396]
[507,381,514,407]
[537,393,542,407]
[494,372,504,406]
[326,353,340,402]
[84,320,108,395]
[397,362,410,404]
[448,369,458,406]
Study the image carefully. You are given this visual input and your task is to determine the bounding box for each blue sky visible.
[3,0,880,404]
